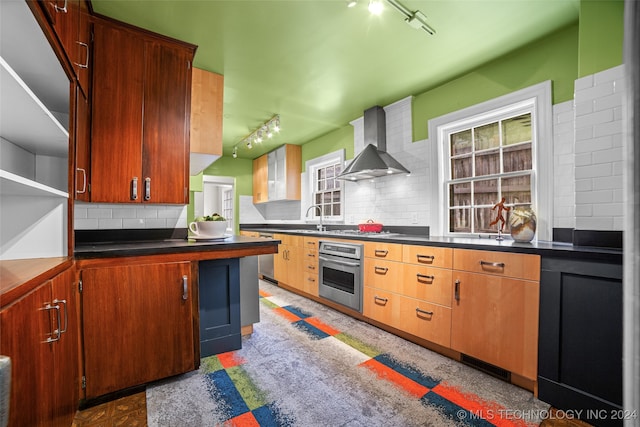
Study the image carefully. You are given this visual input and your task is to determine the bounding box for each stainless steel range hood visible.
[337,106,410,181]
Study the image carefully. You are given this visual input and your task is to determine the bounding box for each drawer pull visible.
[416,273,435,283]
[480,260,505,269]
[307,253,316,258]
[374,266,389,274]
[415,307,434,316]
[454,279,460,301]
[374,249,389,257]
[182,275,188,301]
[417,254,435,262]
[307,265,316,270]
[308,277,316,282]
[374,296,388,304]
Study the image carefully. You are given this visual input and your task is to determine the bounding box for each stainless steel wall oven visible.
[318,241,363,312]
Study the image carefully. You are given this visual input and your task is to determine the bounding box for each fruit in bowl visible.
[190,213,228,237]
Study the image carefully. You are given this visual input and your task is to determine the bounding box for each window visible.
[223,188,233,230]
[306,150,345,221]
[447,112,533,235]
[428,81,553,240]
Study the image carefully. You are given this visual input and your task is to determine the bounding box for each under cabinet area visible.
[0,265,79,427]
[80,261,196,399]
[89,17,196,204]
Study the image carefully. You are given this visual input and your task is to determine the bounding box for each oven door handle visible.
[318,256,361,267]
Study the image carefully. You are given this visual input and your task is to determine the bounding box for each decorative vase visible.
[509,205,536,242]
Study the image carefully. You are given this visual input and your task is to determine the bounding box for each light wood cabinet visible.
[253,144,301,203]
[451,248,540,380]
[0,266,79,427]
[80,261,195,399]
[364,241,403,262]
[190,67,223,175]
[302,237,319,296]
[273,233,304,289]
[252,155,268,203]
[90,18,195,204]
[399,297,451,347]
[401,264,453,307]
[403,245,453,269]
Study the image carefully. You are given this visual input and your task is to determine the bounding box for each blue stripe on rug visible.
[252,402,296,427]
[421,391,495,427]
[206,370,250,419]
[374,354,441,389]
[292,319,330,339]
[282,305,312,319]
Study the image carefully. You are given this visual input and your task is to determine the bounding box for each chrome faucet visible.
[305,204,324,231]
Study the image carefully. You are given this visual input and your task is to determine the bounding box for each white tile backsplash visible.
[74,202,187,230]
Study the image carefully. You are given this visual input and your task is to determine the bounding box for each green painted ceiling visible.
[91,0,579,159]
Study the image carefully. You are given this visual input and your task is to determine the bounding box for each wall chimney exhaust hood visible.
[337,106,410,181]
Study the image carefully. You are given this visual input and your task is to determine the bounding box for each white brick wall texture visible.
[74,202,187,230]
[573,64,625,231]
[553,100,575,228]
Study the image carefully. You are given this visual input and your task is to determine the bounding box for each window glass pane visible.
[473,179,498,206]
[332,203,341,216]
[323,205,331,216]
[326,179,334,190]
[451,155,472,179]
[450,208,471,233]
[450,130,472,156]
[475,149,500,176]
[318,169,325,179]
[476,206,500,233]
[322,193,331,203]
[474,122,499,150]
[503,143,532,172]
[332,191,341,202]
[502,113,531,146]
[502,175,531,204]
[335,164,342,175]
[317,180,325,191]
[326,166,335,179]
[315,193,322,204]
[449,182,471,207]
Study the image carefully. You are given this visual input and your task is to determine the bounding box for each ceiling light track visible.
[233,114,280,158]
[358,0,435,35]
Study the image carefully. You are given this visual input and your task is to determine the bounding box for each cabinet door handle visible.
[416,307,434,316]
[416,273,435,283]
[131,177,138,200]
[454,279,460,301]
[417,254,435,262]
[480,260,505,269]
[54,0,68,13]
[76,168,87,194]
[307,253,316,258]
[374,266,389,274]
[307,265,315,270]
[144,177,151,201]
[307,277,316,283]
[52,299,68,334]
[75,41,90,69]
[374,249,389,257]
[42,303,61,343]
[182,275,188,301]
[374,295,388,304]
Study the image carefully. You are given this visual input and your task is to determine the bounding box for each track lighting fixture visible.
[346,0,357,7]
[368,0,383,15]
[232,114,281,158]
[361,0,435,35]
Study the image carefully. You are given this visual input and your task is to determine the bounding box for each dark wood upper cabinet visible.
[89,17,195,204]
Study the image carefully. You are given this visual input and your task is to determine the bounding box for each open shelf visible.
[0,169,68,198]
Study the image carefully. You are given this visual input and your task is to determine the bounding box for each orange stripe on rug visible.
[361,359,430,398]
[432,383,535,427]
[305,317,341,336]
[258,289,271,297]
[217,351,245,369]
[223,411,259,427]
[273,307,301,322]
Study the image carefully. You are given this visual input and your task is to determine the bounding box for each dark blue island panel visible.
[199,258,241,357]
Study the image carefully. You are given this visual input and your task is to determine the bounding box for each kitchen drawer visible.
[364,242,403,262]
[303,250,318,274]
[302,272,319,296]
[401,264,453,307]
[364,258,404,291]
[400,297,451,348]
[363,286,398,327]
[453,248,540,281]
[274,233,303,247]
[304,237,319,250]
[403,245,452,269]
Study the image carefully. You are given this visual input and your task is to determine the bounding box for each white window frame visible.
[427,81,553,241]
[305,149,345,222]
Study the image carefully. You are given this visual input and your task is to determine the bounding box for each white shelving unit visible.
[0,1,70,260]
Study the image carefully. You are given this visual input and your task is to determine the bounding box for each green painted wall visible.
[300,125,354,171]
[578,0,624,77]
[412,23,579,141]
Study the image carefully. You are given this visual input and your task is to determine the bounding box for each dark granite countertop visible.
[240,226,623,263]
[74,229,280,259]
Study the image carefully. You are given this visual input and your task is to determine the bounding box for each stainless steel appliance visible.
[318,241,363,312]
[257,232,276,283]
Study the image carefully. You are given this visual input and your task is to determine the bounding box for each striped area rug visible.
[147,280,548,426]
